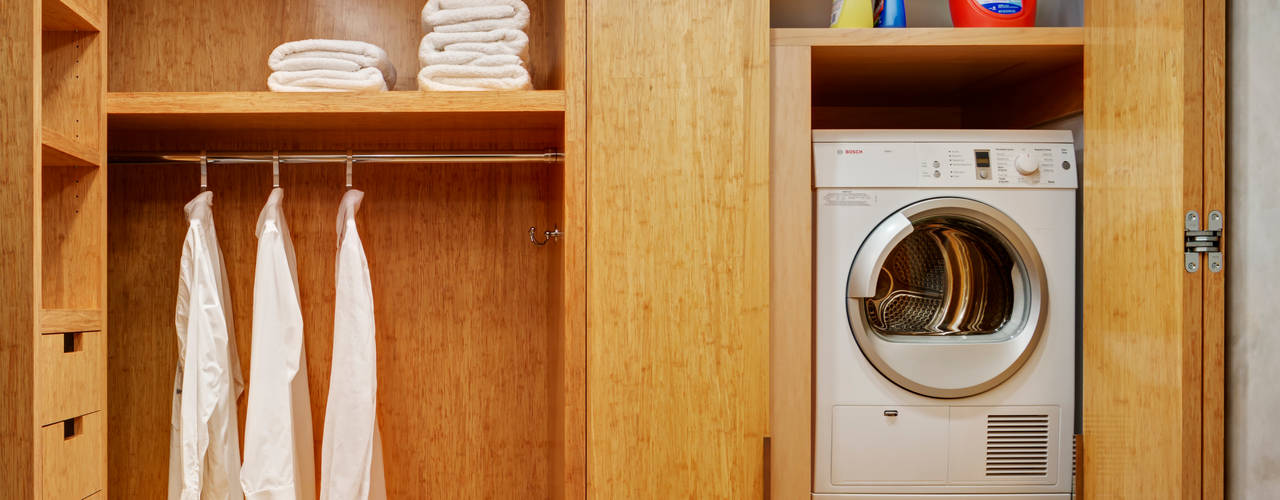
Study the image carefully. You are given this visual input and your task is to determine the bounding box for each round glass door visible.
[846,197,1048,398]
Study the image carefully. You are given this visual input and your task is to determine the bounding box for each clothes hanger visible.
[346,150,353,189]
[199,150,208,192]
[272,151,280,188]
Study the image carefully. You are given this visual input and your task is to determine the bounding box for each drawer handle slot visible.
[63,416,82,440]
[62,332,83,353]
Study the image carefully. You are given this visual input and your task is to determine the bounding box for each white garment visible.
[268,39,397,88]
[241,188,317,500]
[268,68,389,93]
[319,190,387,500]
[170,191,246,500]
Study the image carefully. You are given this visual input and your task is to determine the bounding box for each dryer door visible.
[846,197,1048,398]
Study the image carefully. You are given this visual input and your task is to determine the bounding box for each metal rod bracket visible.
[529,225,563,246]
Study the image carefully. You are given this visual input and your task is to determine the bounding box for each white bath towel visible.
[421,51,523,67]
[417,64,531,91]
[271,57,364,73]
[420,29,529,58]
[268,40,397,89]
[268,68,388,93]
[421,0,530,33]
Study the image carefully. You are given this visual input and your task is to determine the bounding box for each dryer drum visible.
[864,217,1015,336]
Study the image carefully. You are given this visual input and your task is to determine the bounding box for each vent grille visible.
[986,414,1050,477]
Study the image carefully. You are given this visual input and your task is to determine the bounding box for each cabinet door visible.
[585,0,770,497]
[1082,0,1224,497]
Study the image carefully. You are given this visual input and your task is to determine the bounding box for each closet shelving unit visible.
[93,0,585,499]
[769,26,1084,499]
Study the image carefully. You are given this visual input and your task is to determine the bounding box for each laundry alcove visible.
[100,0,585,498]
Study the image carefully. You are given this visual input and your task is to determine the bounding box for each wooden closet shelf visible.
[39,309,103,334]
[42,126,100,167]
[780,28,1083,109]
[42,0,103,32]
[107,91,566,133]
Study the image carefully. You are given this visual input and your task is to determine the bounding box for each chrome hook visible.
[272,151,280,188]
[199,150,208,191]
[345,150,353,188]
[529,225,563,246]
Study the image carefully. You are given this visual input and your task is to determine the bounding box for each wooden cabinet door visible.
[1082,0,1224,497]
[585,0,771,498]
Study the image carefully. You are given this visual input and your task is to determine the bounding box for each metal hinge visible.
[1184,210,1224,273]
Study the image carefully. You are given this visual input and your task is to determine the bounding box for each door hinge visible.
[1185,210,1223,273]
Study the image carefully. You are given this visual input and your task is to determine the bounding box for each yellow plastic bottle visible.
[830,0,874,27]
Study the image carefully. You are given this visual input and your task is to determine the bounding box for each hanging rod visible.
[109,151,564,165]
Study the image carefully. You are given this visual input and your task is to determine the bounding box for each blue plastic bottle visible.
[874,0,906,27]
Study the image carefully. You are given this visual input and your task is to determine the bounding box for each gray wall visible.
[771,0,1083,28]
[1227,0,1280,497]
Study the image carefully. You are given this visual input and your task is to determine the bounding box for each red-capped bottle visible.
[949,0,1037,27]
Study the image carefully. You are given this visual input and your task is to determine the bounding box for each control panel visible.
[813,141,1079,189]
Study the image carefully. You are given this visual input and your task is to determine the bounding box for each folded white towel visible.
[270,56,364,73]
[420,29,529,58]
[417,64,531,91]
[421,0,530,33]
[268,68,388,93]
[268,40,397,89]
[421,50,523,67]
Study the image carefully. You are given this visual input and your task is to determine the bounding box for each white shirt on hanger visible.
[320,190,387,500]
[170,191,246,500]
[241,188,317,500]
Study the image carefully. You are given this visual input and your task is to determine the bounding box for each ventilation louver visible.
[986,414,1050,477]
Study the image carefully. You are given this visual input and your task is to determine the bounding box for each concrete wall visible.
[1227,0,1280,497]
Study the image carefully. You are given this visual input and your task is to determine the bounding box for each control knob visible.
[1014,154,1039,176]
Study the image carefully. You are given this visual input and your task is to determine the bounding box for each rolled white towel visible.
[268,40,396,89]
[421,0,530,33]
[417,64,531,91]
[268,68,388,93]
[420,29,529,58]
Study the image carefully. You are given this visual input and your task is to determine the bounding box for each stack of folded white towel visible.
[418,0,532,91]
[268,40,397,92]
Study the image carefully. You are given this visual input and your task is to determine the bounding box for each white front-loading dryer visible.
[813,130,1077,499]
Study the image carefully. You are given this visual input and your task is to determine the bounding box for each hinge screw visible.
[1210,212,1221,222]
[1209,262,1221,272]
[1186,261,1198,272]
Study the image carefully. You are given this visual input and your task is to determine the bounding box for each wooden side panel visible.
[1082,0,1205,497]
[40,411,105,500]
[769,44,813,500]
[586,0,770,497]
[108,163,559,498]
[41,165,105,310]
[548,0,586,497]
[0,0,40,497]
[42,31,102,165]
[1201,0,1226,497]
[107,0,564,92]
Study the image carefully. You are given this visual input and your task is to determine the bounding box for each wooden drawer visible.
[37,330,106,425]
[41,411,105,500]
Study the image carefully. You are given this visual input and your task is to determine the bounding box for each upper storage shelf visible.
[775,27,1084,128]
[43,0,103,32]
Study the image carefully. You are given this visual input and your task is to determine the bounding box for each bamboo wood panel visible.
[42,31,102,165]
[0,0,40,497]
[1082,0,1206,497]
[38,309,103,334]
[1201,0,1226,496]
[40,411,105,500]
[586,0,770,497]
[41,165,105,310]
[43,0,104,32]
[36,330,106,426]
[108,163,560,498]
[107,0,564,92]
[769,44,813,500]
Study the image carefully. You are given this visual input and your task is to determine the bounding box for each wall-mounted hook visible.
[345,150,353,188]
[529,225,563,246]
[199,150,208,191]
[272,151,281,188]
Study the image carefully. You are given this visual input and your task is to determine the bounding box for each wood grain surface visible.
[36,330,106,427]
[107,0,564,92]
[40,411,105,499]
[769,44,812,500]
[41,165,105,310]
[39,308,104,334]
[0,0,40,497]
[42,31,102,165]
[1082,0,1206,497]
[586,0,771,497]
[1201,0,1226,496]
[108,161,563,498]
[42,0,104,32]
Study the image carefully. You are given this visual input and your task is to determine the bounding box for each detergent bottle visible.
[949,0,1037,27]
[830,0,874,28]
